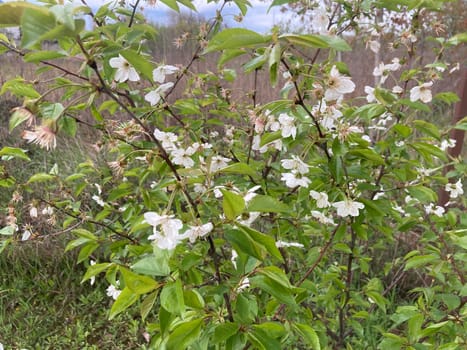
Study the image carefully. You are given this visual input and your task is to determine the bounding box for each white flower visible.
[392,85,404,94]
[181,222,213,243]
[109,55,140,82]
[309,190,331,208]
[310,210,335,225]
[144,212,184,250]
[210,155,231,172]
[231,249,238,269]
[106,283,121,300]
[439,138,456,151]
[276,240,304,248]
[265,114,280,132]
[365,86,376,103]
[21,228,32,241]
[281,155,309,174]
[243,185,261,203]
[386,58,401,71]
[171,147,195,168]
[238,211,260,227]
[325,66,356,101]
[237,276,250,292]
[395,140,405,147]
[424,203,445,217]
[252,135,282,153]
[92,195,105,207]
[445,179,463,199]
[42,206,54,216]
[311,7,329,34]
[153,65,179,83]
[332,199,365,217]
[410,82,433,103]
[145,82,174,106]
[281,171,311,188]
[372,62,388,84]
[29,206,38,218]
[153,128,178,150]
[392,205,406,216]
[278,113,297,139]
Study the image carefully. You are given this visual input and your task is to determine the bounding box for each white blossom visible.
[368,40,380,53]
[210,155,231,172]
[22,124,57,151]
[237,276,250,292]
[325,66,356,101]
[310,210,335,225]
[29,206,38,218]
[153,65,179,83]
[153,128,178,150]
[89,260,96,286]
[392,205,406,216]
[424,203,445,217]
[106,283,122,300]
[41,206,54,216]
[144,212,184,250]
[281,171,311,188]
[145,82,174,106]
[410,82,433,103]
[445,179,463,199]
[278,113,297,139]
[92,195,105,207]
[21,228,32,241]
[332,199,365,217]
[182,222,213,243]
[109,55,140,82]
[171,147,195,168]
[309,190,331,208]
[392,85,404,94]
[281,155,309,174]
[276,240,304,248]
[439,138,456,151]
[365,86,376,103]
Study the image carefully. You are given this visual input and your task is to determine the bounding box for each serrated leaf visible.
[250,274,296,306]
[120,267,159,295]
[160,279,184,315]
[27,173,55,183]
[109,287,138,320]
[404,254,438,270]
[294,323,321,350]
[237,224,284,262]
[348,148,385,165]
[218,163,257,177]
[140,290,159,321]
[247,194,290,213]
[131,252,171,276]
[279,33,328,49]
[222,190,245,220]
[0,147,30,161]
[225,229,266,261]
[0,226,15,236]
[166,318,203,350]
[205,28,268,53]
[213,322,240,344]
[81,262,113,283]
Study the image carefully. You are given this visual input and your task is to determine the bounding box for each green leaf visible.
[184,289,205,309]
[21,7,56,49]
[319,35,352,51]
[9,108,32,132]
[120,267,159,295]
[27,173,56,183]
[205,28,268,53]
[294,323,321,350]
[109,287,138,320]
[407,313,423,343]
[140,290,159,321]
[407,185,437,203]
[248,328,282,349]
[348,148,385,165]
[218,163,257,177]
[225,229,266,261]
[41,103,64,120]
[447,32,467,46]
[279,33,328,49]
[237,224,284,262]
[131,252,171,276]
[213,322,241,344]
[166,318,203,350]
[246,195,290,213]
[454,117,467,131]
[160,279,185,315]
[404,254,438,270]
[218,49,247,67]
[250,274,296,306]
[58,115,77,137]
[236,293,258,324]
[222,190,245,220]
[257,266,293,289]
[269,44,281,87]
[159,0,179,12]
[0,78,41,98]
[0,226,15,236]
[413,120,440,139]
[0,2,46,27]
[119,50,154,81]
[81,262,113,283]
[0,147,30,161]
[23,50,67,63]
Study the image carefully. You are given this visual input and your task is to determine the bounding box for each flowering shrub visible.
[0,0,466,348]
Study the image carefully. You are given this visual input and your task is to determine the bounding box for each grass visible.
[0,238,147,349]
